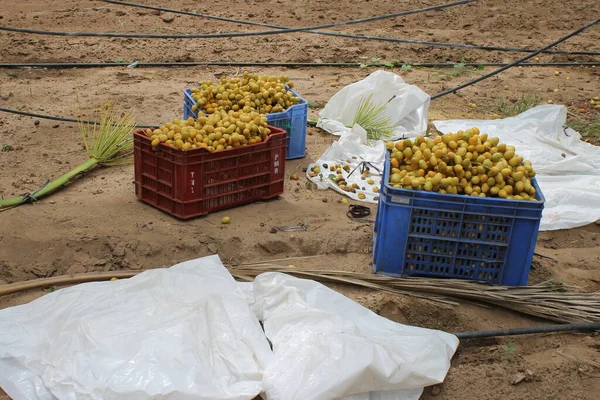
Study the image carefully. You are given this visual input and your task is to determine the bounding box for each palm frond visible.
[228,265,600,324]
[79,103,136,166]
[351,94,396,141]
[1,265,599,325]
[0,103,136,209]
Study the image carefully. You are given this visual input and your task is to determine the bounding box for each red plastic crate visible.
[134,126,287,219]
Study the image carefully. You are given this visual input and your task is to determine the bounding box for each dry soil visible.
[1,0,599,399]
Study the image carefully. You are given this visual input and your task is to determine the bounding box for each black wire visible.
[0,107,157,128]
[347,205,372,218]
[455,322,600,339]
[1,56,597,126]
[431,18,600,100]
[0,0,476,38]
[1,56,597,125]
[0,62,597,69]
[104,0,600,56]
[104,0,281,27]
[347,205,375,223]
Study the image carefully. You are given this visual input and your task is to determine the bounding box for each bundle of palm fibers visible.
[0,104,135,209]
[0,265,598,324]
[229,264,600,324]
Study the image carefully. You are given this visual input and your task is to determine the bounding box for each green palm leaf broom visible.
[0,105,136,209]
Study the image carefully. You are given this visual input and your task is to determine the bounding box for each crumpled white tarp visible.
[0,255,273,400]
[0,256,457,400]
[317,70,430,140]
[306,126,385,203]
[311,70,429,203]
[252,272,459,400]
[434,105,600,230]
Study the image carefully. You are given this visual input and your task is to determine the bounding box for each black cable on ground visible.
[104,0,600,56]
[455,322,600,339]
[0,62,598,69]
[1,57,597,127]
[0,107,157,128]
[0,0,475,39]
[346,205,375,223]
[431,18,600,100]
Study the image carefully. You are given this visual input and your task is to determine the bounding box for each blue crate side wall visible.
[373,151,544,286]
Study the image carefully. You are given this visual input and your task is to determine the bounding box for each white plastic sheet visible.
[306,126,384,203]
[0,257,457,400]
[310,71,430,203]
[317,70,430,140]
[252,272,459,400]
[0,256,273,400]
[434,105,600,230]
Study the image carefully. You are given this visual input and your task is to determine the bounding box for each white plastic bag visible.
[252,272,459,400]
[434,105,600,230]
[306,126,385,203]
[317,70,430,140]
[0,257,458,400]
[310,70,430,203]
[341,391,420,400]
[0,256,273,400]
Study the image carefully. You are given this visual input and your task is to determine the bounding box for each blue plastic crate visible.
[183,87,307,160]
[373,151,545,286]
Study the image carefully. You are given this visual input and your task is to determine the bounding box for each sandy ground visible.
[0,0,599,399]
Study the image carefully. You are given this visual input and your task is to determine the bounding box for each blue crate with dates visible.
[373,152,545,286]
[183,87,307,160]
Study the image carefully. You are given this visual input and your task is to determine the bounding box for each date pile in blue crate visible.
[373,128,545,286]
[182,73,308,160]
